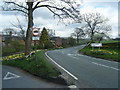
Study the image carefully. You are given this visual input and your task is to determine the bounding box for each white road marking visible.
[3,72,20,80]
[68,53,84,57]
[45,52,78,80]
[72,57,78,59]
[67,54,73,56]
[92,62,119,71]
[77,54,84,56]
[92,58,118,64]
[68,85,77,88]
[70,52,118,64]
[77,53,118,64]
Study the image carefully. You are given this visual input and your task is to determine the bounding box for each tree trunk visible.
[43,43,45,49]
[98,37,102,43]
[77,36,79,44]
[25,2,33,55]
[91,30,94,42]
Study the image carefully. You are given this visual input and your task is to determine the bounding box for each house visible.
[50,37,69,48]
[50,37,62,48]
[62,38,69,47]
[1,31,25,46]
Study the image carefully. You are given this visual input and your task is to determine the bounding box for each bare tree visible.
[10,15,26,42]
[47,29,55,37]
[2,0,81,55]
[3,28,16,35]
[93,33,108,42]
[81,12,111,41]
[71,27,85,44]
[2,28,16,46]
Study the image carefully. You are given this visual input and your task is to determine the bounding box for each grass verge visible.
[2,50,60,79]
[79,41,119,62]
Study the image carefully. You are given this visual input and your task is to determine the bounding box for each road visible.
[47,45,119,88]
[2,65,68,89]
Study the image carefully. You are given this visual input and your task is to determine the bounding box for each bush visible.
[2,47,16,56]
[37,42,54,49]
[2,39,24,56]
[10,40,24,51]
[44,42,54,49]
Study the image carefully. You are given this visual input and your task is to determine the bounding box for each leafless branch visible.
[81,12,111,40]
[5,2,28,10]
[33,0,49,10]
[2,2,28,15]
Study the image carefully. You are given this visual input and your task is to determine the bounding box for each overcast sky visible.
[0,0,119,38]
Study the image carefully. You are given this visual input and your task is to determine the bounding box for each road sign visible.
[32,28,40,36]
[91,43,102,47]
[32,36,40,40]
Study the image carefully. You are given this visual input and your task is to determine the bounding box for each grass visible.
[96,40,120,43]
[79,41,119,62]
[2,50,60,79]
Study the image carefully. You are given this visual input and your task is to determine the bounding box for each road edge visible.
[45,52,79,89]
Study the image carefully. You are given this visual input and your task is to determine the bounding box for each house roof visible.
[1,35,22,41]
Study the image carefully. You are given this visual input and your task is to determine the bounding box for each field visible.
[79,40,119,62]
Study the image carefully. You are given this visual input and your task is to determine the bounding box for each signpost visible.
[32,37,40,40]
[32,27,40,61]
[91,43,102,50]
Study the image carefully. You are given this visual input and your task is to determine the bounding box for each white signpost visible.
[91,43,102,47]
[91,43,102,49]
[32,27,40,61]
[32,37,39,40]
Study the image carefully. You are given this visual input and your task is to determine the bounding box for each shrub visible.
[10,40,24,51]
[2,39,24,56]
[44,41,53,49]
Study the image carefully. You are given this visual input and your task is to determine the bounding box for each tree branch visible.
[2,2,28,15]
[46,6,62,19]
[33,3,78,21]
[5,8,28,14]
[5,2,28,10]
[33,0,49,10]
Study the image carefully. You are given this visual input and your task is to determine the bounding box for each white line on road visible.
[92,62,119,71]
[91,57,118,64]
[68,85,77,88]
[77,53,118,64]
[45,52,78,80]
[72,57,78,59]
[3,72,20,80]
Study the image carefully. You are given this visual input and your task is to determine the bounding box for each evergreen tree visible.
[39,27,53,49]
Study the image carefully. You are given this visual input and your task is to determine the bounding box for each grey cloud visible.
[34,8,54,19]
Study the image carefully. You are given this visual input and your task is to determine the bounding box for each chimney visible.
[10,31,12,39]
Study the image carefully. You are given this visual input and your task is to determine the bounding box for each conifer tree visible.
[39,27,53,49]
